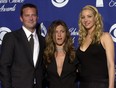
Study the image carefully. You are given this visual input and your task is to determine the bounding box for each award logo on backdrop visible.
[40,23,47,37]
[95,0,116,7]
[50,0,78,44]
[51,0,69,8]
[0,0,26,46]
[95,0,116,44]
[0,27,11,45]
[96,0,104,7]
[109,24,116,43]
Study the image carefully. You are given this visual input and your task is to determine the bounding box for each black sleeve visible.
[0,32,14,88]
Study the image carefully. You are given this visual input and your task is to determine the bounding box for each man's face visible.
[20,7,38,31]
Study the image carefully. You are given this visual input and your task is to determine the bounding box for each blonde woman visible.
[76,5,115,88]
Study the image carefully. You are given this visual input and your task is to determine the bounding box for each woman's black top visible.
[76,43,108,82]
[45,54,78,88]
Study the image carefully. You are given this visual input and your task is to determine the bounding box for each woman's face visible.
[81,9,96,30]
[53,25,66,46]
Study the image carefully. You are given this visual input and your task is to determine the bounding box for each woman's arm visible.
[101,32,115,88]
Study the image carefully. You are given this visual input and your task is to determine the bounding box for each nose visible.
[83,17,87,21]
[28,15,35,20]
[29,15,33,20]
[83,18,88,24]
[58,32,61,37]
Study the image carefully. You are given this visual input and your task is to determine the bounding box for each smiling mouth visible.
[85,22,90,26]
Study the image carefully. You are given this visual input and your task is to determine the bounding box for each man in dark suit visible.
[0,3,45,88]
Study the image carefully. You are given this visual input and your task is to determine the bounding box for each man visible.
[0,3,45,88]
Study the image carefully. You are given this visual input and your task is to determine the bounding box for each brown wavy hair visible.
[44,20,76,64]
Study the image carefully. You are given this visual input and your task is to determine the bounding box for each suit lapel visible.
[20,29,34,67]
[35,34,43,68]
[20,28,45,68]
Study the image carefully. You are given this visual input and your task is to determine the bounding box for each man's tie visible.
[29,34,34,53]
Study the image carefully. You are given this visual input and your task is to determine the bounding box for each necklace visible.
[56,48,63,51]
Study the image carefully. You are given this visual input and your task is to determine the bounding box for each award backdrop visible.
[0,0,116,87]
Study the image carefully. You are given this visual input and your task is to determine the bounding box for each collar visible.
[22,26,36,38]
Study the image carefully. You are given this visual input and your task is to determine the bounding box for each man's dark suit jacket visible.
[0,28,45,88]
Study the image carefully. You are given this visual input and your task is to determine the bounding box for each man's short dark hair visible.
[20,3,38,16]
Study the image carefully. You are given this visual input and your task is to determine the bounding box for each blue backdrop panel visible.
[0,0,116,87]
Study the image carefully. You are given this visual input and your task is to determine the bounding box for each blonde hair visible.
[78,5,103,45]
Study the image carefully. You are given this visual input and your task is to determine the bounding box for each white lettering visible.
[109,0,116,7]
[0,4,16,12]
[0,0,8,3]
[72,37,75,43]
[69,27,78,36]
[0,0,24,3]
[9,0,24,3]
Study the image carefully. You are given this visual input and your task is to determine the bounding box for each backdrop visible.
[0,0,116,87]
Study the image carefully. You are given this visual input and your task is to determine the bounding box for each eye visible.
[55,30,58,33]
[24,14,30,17]
[61,30,65,33]
[32,14,37,17]
[81,16,85,19]
[88,15,92,18]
